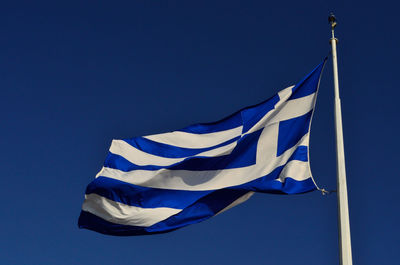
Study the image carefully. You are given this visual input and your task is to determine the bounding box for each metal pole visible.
[329,13,353,265]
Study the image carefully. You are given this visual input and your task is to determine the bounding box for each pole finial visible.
[328,12,337,29]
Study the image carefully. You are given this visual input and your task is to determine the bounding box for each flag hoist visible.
[329,13,353,265]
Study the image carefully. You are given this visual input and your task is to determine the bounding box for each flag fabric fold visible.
[78,60,325,236]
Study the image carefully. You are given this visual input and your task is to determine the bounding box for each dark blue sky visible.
[2,1,399,265]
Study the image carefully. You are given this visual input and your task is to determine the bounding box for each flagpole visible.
[329,13,353,265]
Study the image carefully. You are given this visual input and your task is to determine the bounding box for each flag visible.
[78,60,326,236]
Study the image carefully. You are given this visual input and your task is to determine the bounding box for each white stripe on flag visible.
[144,126,243,149]
[269,93,316,124]
[277,160,309,183]
[82,193,181,227]
[246,90,315,134]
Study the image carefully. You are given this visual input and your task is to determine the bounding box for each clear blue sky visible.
[1,1,398,265]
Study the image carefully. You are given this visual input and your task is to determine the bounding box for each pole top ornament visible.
[329,12,337,29]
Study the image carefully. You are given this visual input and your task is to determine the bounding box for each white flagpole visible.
[329,13,353,265]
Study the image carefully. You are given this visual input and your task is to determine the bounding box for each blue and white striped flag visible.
[78,60,325,236]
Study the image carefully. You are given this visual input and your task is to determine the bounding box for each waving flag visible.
[78,60,326,236]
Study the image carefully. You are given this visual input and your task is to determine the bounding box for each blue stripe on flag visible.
[237,166,316,194]
[104,153,163,171]
[178,112,242,134]
[79,211,152,236]
[146,188,250,233]
[169,128,262,170]
[179,89,281,135]
[289,145,308,162]
[123,135,240,159]
[290,61,325,100]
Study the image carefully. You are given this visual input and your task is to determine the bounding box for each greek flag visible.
[78,60,325,236]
